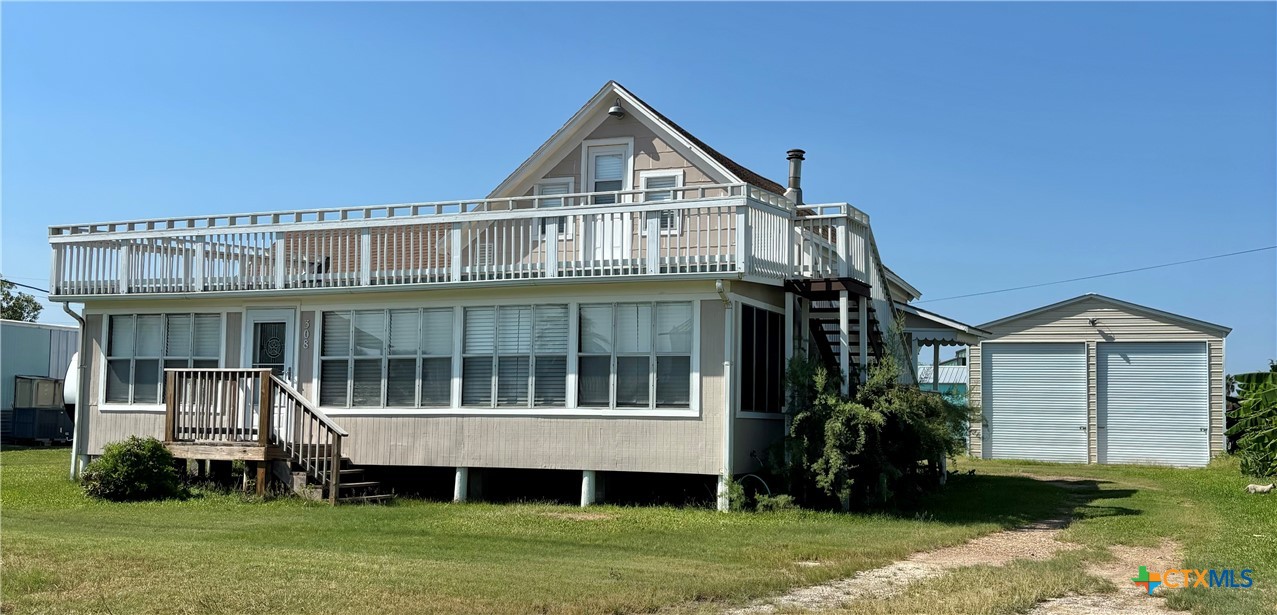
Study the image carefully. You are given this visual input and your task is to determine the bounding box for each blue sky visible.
[3,2,1274,372]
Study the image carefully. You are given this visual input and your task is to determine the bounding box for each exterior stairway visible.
[165,368,393,505]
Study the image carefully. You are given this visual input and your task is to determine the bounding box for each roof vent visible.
[785,149,805,204]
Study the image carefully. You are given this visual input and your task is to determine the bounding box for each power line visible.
[0,278,50,295]
[917,245,1277,304]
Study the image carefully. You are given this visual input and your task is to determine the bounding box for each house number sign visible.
[302,317,311,350]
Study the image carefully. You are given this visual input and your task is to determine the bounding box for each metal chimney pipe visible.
[785,149,805,204]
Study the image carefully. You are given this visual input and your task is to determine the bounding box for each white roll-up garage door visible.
[1098,342,1209,467]
[983,343,1089,463]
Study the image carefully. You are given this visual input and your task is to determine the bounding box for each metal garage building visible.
[968,294,1229,467]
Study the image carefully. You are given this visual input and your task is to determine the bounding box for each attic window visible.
[588,145,628,204]
[640,170,683,234]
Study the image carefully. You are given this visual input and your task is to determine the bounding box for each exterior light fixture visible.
[607,99,625,119]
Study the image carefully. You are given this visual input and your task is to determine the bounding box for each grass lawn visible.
[3,448,1274,614]
[1,447,1063,615]
[832,457,1277,615]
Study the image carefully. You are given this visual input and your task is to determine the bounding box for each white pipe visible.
[716,280,734,512]
[62,303,90,479]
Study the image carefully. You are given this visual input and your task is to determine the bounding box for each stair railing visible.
[267,375,348,504]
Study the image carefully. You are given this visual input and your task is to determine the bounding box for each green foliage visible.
[80,436,181,501]
[781,352,968,510]
[1227,370,1277,477]
[0,279,42,322]
[754,493,798,513]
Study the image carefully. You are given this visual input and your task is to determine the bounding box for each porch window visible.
[536,179,572,237]
[578,302,693,409]
[462,304,568,408]
[319,308,454,408]
[640,171,683,233]
[105,313,221,405]
[740,304,784,413]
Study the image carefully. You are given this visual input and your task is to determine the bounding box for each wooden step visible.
[339,493,395,504]
[339,468,364,477]
[338,481,380,490]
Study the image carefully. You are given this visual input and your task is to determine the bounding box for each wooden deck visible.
[163,368,356,503]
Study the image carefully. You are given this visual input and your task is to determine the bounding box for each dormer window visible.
[640,169,683,234]
[585,139,632,205]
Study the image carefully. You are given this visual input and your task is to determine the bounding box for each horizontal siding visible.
[975,296,1226,463]
[968,345,982,457]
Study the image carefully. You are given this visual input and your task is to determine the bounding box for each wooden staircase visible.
[165,368,392,504]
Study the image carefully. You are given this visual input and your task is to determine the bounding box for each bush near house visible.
[1227,367,1277,478]
[80,436,182,501]
[776,353,968,510]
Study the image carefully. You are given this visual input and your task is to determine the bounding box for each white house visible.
[48,82,977,506]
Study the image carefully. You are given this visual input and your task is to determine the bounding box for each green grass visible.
[5,449,1274,615]
[1,448,1063,615]
[833,457,1277,615]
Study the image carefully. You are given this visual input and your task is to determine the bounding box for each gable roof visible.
[488,81,786,198]
[622,87,786,195]
[978,293,1232,336]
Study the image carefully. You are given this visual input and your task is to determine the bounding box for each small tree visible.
[1,279,42,322]
[781,352,967,510]
[1228,370,1277,478]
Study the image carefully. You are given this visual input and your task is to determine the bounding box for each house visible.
[1,319,78,442]
[969,294,1230,467]
[48,82,977,507]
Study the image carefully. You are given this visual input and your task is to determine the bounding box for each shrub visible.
[754,493,798,513]
[81,436,181,501]
[779,351,967,511]
[1228,370,1277,478]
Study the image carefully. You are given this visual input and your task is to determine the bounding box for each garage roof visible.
[978,293,1232,337]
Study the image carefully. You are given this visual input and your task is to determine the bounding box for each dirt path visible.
[1026,541,1183,615]
[725,479,1182,615]
[726,508,1080,614]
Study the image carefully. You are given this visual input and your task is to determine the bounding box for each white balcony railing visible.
[48,184,869,298]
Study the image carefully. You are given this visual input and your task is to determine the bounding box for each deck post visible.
[255,462,267,497]
[839,291,850,395]
[449,223,463,282]
[117,244,131,294]
[858,298,869,383]
[358,228,371,286]
[273,241,286,289]
[328,436,342,505]
[453,467,469,503]
[646,215,660,274]
[546,219,559,278]
[580,470,596,507]
[192,237,206,291]
[257,370,272,446]
[164,371,177,442]
[932,343,941,392]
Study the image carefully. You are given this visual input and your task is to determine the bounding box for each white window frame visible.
[97,310,226,413]
[581,137,634,204]
[535,177,575,238]
[576,301,696,411]
[306,295,703,418]
[638,169,685,236]
[730,295,787,420]
[317,308,454,409]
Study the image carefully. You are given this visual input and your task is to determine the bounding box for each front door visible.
[242,309,295,432]
[243,308,296,384]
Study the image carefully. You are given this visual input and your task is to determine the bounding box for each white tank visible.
[63,352,79,410]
